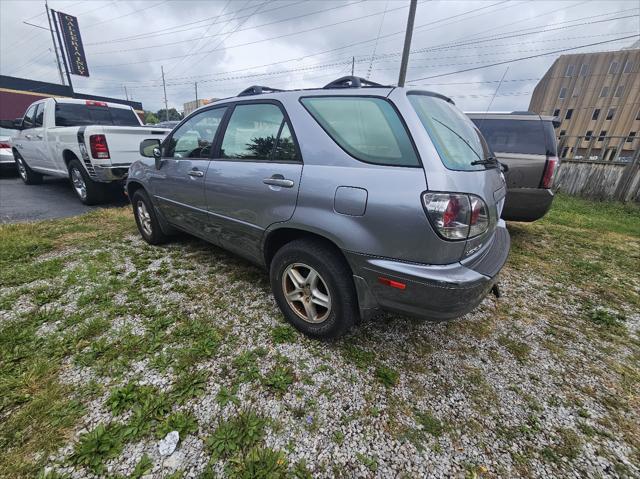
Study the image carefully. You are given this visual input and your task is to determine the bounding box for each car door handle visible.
[263,175,294,188]
[188,170,204,177]
[36,134,44,139]
[24,134,32,140]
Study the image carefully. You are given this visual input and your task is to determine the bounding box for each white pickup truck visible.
[11,98,170,204]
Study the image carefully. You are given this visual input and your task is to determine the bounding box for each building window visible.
[558,87,567,99]
[565,109,574,120]
[592,109,600,120]
[559,130,566,137]
[553,108,560,117]
[606,108,615,120]
[572,86,580,97]
[614,85,624,97]
[579,63,589,76]
[600,86,609,97]
[598,130,607,142]
[627,132,636,143]
[565,64,574,77]
[623,61,633,73]
[585,130,593,140]
[609,61,619,74]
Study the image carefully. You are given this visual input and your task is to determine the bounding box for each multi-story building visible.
[183,98,215,116]
[529,47,640,162]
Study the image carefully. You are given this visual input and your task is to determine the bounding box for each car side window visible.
[34,104,44,127]
[220,103,297,161]
[23,105,36,129]
[164,107,226,159]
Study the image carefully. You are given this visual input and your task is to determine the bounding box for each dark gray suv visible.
[129,77,510,338]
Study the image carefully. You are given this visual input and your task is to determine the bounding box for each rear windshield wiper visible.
[471,156,509,172]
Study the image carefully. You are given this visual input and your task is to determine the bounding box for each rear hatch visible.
[469,114,557,189]
[396,90,507,260]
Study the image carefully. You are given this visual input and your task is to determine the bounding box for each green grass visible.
[0,195,638,477]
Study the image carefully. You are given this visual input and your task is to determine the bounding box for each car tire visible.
[270,239,359,339]
[131,189,169,245]
[67,159,106,205]
[14,151,43,185]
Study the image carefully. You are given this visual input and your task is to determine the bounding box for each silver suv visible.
[129,77,510,338]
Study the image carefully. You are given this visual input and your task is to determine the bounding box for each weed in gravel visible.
[291,459,313,479]
[542,428,582,462]
[262,365,295,395]
[171,370,208,403]
[356,452,378,472]
[497,334,531,362]
[233,348,267,383]
[332,430,345,445]
[587,307,627,332]
[375,364,399,388]
[131,454,153,479]
[156,411,198,439]
[69,423,124,474]
[415,411,446,437]
[226,446,288,478]
[106,382,157,415]
[271,325,298,344]
[216,385,240,407]
[206,410,266,460]
[342,343,375,369]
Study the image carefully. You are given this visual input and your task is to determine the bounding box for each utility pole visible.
[351,56,355,76]
[195,82,198,103]
[123,85,129,101]
[161,65,169,121]
[397,0,417,87]
[45,0,65,85]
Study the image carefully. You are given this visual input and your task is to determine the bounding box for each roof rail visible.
[323,76,384,89]
[238,85,285,97]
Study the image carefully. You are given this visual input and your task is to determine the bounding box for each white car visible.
[0,127,14,168]
[11,98,170,204]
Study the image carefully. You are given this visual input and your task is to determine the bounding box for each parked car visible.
[154,120,180,128]
[467,111,559,222]
[10,98,170,204]
[128,77,510,338]
[0,127,15,170]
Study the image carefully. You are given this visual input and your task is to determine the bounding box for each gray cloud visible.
[1,0,638,112]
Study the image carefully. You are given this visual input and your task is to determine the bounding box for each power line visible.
[85,0,308,45]
[90,0,368,55]
[91,0,169,27]
[408,34,640,82]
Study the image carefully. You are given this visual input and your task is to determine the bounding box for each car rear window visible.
[55,103,140,127]
[408,93,488,171]
[300,96,419,167]
[470,118,555,156]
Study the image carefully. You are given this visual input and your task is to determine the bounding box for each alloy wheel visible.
[16,157,27,181]
[70,167,87,200]
[282,263,332,323]
[136,200,153,236]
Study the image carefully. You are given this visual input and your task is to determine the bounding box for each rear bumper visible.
[346,225,510,320]
[0,149,14,165]
[92,164,131,182]
[502,188,554,222]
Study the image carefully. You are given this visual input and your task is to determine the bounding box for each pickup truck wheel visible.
[68,159,105,205]
[270,239,358,339]
[14,152,43,185]
[132,189,168,245]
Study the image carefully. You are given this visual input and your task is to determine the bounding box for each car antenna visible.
[479,66,509,127]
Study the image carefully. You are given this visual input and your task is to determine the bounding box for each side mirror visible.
[140,138,162,169]
[13,118,23,130]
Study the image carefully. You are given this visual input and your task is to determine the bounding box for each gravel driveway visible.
[1,196,638,478]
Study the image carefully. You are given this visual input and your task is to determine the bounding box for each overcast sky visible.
[1,0,638,113]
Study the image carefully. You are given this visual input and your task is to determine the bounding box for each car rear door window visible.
[471,119,548,155]
[164,107,226,158]
[23,105,36,129]
[301,96,419,167]
[34,104,44,127]
[220,103,297,161]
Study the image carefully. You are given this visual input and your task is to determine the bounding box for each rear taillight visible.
[0,142,10,149]
[90,134,110,159]
[422,193,490,240]
[86,100,108,107]
[541,156,558,189]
